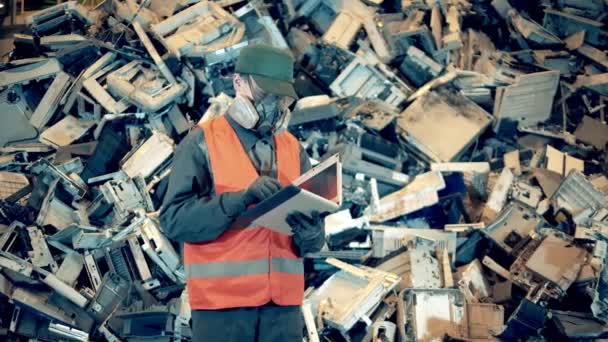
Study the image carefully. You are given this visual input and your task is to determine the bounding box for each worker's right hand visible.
[243,176,282,205]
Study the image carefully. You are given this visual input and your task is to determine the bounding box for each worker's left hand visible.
[286,210,326,256]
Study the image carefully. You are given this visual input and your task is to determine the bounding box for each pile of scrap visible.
[1,0,608,340]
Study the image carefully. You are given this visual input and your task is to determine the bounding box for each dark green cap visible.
[235,44,298,99]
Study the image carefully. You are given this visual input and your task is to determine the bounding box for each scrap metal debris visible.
[1,0,608,340]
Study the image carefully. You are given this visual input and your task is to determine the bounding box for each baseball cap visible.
[235,44,298,99]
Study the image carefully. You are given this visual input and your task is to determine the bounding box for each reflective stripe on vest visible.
[185,257,304,278]
[184,115,304,310]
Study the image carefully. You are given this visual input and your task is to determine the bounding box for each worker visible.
[159,44,325,341]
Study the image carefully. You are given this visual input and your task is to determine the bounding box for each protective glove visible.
[286,210,326,256]
[243,176,282,205]
[221,176,281,217]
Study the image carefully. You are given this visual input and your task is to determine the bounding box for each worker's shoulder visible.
[175,126,206,155]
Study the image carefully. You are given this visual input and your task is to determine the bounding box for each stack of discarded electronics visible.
[1,0,608,340]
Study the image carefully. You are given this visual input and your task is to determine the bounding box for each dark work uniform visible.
[160,115,311,341]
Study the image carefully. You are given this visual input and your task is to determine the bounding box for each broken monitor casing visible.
[306,259,400,333]
[398,288,504,341]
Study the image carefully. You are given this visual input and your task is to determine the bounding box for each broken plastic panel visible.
[150,1,245,59]
[399,288,505,341]
[106,61,187,113]
[369,171,445,222]
[0,86,37,148]
[0,58,62,88]
[26,1,96,34]
[330,58,411,108]
[307,258,400,333]
[552,170,607,216]
[120,131,175,180]
[81,52,131,115]
[509,230,589,299]
[397,88,492,163]
[483,203,544,255]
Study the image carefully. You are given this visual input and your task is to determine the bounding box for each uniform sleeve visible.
[159,129,247,243]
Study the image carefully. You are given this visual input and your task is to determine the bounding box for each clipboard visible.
[231,154,342,235]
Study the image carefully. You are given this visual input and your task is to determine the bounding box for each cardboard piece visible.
[574,116,608,150]
[545,145,584,176]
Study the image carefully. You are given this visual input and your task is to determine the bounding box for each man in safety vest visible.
[160,44,325,341]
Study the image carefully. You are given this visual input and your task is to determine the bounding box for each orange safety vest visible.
[184,115,304,310]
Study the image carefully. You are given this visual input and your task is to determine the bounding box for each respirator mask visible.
[227,76,294,136]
